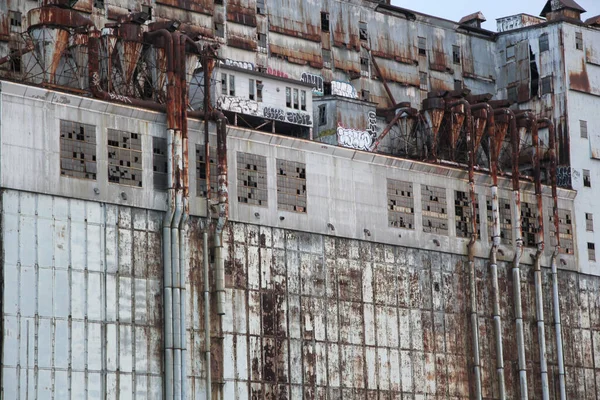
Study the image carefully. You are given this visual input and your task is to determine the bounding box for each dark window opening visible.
[141,5,153,19]
[418,37,426,56]
[588,242,596,261]
[215,23,225,38]
[286,87,292,108]
[530,46,539,97]
[257,81,263,102]
[584,169,591,187]
[539,34,549,52]
[221,73,227,95]
[452,45,461,64]
[321,12,330,32]
[360,57,369,72]
[249,79,255,100]
[93,0,104,9]
[300,90,306,111]
[9,11,22,28]
[318,105,327,126]
[9,54,21,73]
[257,0,265,14]
[293,88,299,109]
[229,75,235,96]
[359,22,368,41]
[324,82,332,95]
[215,0,223,4]
[258,33,267,48]
[507,86,518,104]
[361,89,370,101]
[576,32,583,51]
[454,80,463,91]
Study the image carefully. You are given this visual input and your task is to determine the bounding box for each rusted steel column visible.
[215,116,229,316]
[511,110,530,400]
[540,118,566,400]
[0,43,33,67]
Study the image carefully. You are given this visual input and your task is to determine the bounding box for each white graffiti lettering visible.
[217,96,259,115]
[337,126,374,150]
[92,71,101,87]
[222,58,255,71]
[108,92,133,104]
[367,111,377,137]
[331,80,358,99]
[286,111,312,126]
[263,106,286,121]
[301,72,324,95]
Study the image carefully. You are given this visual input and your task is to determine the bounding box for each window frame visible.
[539,34,549,52]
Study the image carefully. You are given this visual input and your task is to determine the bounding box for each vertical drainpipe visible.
[512,111,529,400]
[540,118,566,400]
[163,129,175,400]
[481,104,506,399]
[448,99,481,400]
[215,116,229,316]
[532,120,550,400]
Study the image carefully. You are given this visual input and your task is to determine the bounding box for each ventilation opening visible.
[530,46,539,97]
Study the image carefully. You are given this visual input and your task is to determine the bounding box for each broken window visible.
[322,49,332,68]
[530,46,539,97]
[221,73,228,95]
[229,74,235,96]
[60,120,97,180]
[9,11,21,30]
[107,129,142,187]
[196,144,217,198]
[153,137,168,190]
[321,12,329,32]
[419,72,428,91]
[249,79,255,100]
[388,179,415,230]
[584,169,591,187]
[541,76,552,95]
[549,208,574,254]
[286,87,291,107]
[589,242,596,261]
[360,57,369,73]
[258,33,267,48]
[506,45,515,60]
[293,88,299,109]
[587,213,594,232]
[452,45,461,64]
[576,32,583,51]
[521,201,537,247]
[256,80,263,102]
[237,152,268,206]
[215,22,225,38]
[257,0,265,14]
[361,89,370,101]
[487,197,512,245]
[300,90,306,111]
[142,5,153,19]
[422,185,447,235]
[323,82,332,95]
[455,190,480,238]
[277,159,307,213]
[454,80,463,91]
[539,34,549,52]
[359,22,368,41]
[507,86,518,104]
[93,0,104,9]
[581,120,588,139]
[418,37,427,56]
[318,105,327,126]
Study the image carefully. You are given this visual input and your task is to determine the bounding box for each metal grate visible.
[237,152,268,206]
[487,197,512,245]
[277,159,307,213]
[580,120,588,139]
[388,179,414,229]
[59,120,97,180]
[549,208,574,255]
[455,191,480,238]
[422,185,448,235]
[521,201,537,248]
[152,137,168,191]
[107,129,142,187]
[196,144,217,198]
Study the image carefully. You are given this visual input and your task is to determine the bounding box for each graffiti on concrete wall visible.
[264,107,312,126]
[217,96,259,115]
[337,111,378,151]
[267,67,289,78]
[301,72,324,96]
[332,80,358,99]
[222,58,255,71]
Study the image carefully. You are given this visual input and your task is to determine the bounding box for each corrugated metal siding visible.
[2,190,163,399]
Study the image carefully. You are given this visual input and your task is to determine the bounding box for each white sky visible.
[390,0,600,31]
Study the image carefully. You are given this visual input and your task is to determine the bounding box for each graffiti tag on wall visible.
[337,111,378,151]
[217,96,259,115]
[286,111,312,126]
[301,72,324,96]
[222,59,255,71]
[267,67,289,78]
[263,106,286,122]
[331,81,358,99]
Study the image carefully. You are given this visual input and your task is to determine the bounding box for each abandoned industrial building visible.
[3,0,600,398]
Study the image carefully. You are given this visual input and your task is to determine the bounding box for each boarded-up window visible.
[418,37,427,56]
[581,120,588,139]
[196,144,217,198]
[549,208,574,254]
[539,34,549,52]
[107,129,142,187]
[237,152,268,206]
[521,201,537,248]
[258,33,267,48]
[455,191,480,238]
[153,137,168,191]
[277,159,307,213]
[588,242,596,261]
[388,179,414,229]
[452,45,461,64]
[576,32,583,50]
[60,120,97,180]
[586,213,594,231]
[541,76,552,95]
[487,197,512,245]
[422,185,448,235]
[584,169,591,187]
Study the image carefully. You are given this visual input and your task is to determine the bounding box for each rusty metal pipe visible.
[371,107,414,151]
[0,44,33,67]
[202,228,212,399]
[215,117,229,316]
[531,119,550,400]
[539,118,566,400]
[362,44,396,107]
[511,110,530,400]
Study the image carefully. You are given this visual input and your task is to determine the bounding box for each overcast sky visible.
[390,0,600,31]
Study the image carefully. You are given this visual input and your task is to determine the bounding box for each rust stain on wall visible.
[227,0,257,27]
[569,59,591,93]
[155,0,214,15]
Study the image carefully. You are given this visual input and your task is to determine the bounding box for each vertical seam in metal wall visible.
[34,194,40,399]
[322,236,329,399]
[115,209,120,399]
[283,228,291,400]
[0,190,4,400]
[67,198,72,400]
[130,209,136,400]
[102,203,107,400]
